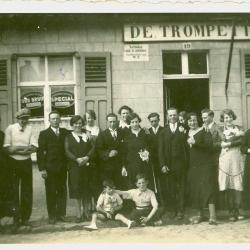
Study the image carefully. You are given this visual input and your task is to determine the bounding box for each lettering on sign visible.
[124,23,250,42]
[51,91,74,109]
[183,43,192,50]
[21,92,44,109]
[124,44,149,61]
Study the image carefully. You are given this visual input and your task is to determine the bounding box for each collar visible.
[119,120,130,128]
[17,123,26,132]
[72,131,88,143]
[208,122,215,129]
[131,128,141,137]
[189,127,203,137]
[152,125,160,134]
[109,128,117,132]
[51,126,59,133]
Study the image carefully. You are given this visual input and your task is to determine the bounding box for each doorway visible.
[164,78,209,121]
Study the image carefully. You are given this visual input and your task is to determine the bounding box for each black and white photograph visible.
[0,7,250,245]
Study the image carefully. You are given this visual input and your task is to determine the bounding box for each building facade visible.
[0,14,250,139]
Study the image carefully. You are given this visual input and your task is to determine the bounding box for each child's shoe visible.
[153,219,163,226]
[127,220,136,229]
[84,224,98,231]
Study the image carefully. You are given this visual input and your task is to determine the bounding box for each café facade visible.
[0,13,250,140]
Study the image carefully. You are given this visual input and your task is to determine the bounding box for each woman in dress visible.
[65,115,94,222]
[218,109,245,221]
[118,105,133,130]
[83,110,100,141]
[122,113,154,190]
[240,129,250,209]
[83,109,101,209]
[187,113,217,224]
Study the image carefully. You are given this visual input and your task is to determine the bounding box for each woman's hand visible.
[106,212,112,219]
[76,158,84,166]
[161,165,170,174]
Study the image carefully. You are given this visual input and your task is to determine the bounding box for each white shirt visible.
[152,125,160,134]
[169,123,177,133]
[4,123,37,160]
[85,125,100,136]
[208,122,215,130]
[122,188,158,208]
[51,126,59,136]
[97,192,123,212]
[109,128,117,138]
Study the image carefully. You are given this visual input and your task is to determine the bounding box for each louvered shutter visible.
[241,52,250,129]
[80,53,112,130]
[0,56,12,130]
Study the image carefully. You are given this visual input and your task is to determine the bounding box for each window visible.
[17,55,76,119]
[162,51,208,78]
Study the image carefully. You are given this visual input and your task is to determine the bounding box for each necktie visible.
[55,128,59,137]
[112,131,116,140]
[78,135,83,143]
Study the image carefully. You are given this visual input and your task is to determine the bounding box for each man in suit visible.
[95,113,124,188]
[158,107,188,219]
[201,108,221,163]
[37,111,68,224]
[147,112,164,203]
[201,108,221,220]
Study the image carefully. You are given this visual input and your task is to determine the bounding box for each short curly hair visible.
[220,109,237,122]
[83,110,96,121]
[70,115,84,127]
[128,112,142,123]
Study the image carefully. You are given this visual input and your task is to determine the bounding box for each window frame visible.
[17,54,78,122]
[162,50,209,79]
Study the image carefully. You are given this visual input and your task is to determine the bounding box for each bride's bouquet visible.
[138,149,150,162]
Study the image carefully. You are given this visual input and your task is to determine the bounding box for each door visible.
[164,78,209,116]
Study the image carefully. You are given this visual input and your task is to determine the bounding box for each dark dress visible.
[240,129,250,208]
[123,129,154,189]
[188,128,217,209]
[65,132,94,199]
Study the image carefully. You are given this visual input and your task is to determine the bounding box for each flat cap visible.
[16,108,31,119]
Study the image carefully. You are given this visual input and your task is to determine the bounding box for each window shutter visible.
[241,52,250,129]
[0,56,12,130]
[80,53,112,130]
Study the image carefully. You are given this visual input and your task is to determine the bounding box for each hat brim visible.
[17,114,30,119]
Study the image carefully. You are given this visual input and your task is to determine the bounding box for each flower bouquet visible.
[138,149,150,162]
[223,126,244,141]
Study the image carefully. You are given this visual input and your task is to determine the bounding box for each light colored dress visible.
[218,125,245,191]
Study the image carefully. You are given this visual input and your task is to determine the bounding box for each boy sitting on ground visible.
[84,179,135,230]
[117,173,164,226]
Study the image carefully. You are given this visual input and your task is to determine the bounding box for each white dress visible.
[218,126,245,191]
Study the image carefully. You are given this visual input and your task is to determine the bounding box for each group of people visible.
[1,105,250,232]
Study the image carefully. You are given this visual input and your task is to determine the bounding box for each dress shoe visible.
[48,218,56,225]
[176,212,184,220]
[20,220,30,226]
[56,216,66,222]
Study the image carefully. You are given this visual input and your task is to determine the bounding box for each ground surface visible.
[0,166,250,244]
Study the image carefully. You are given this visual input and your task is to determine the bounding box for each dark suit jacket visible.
[95,128,124,172]
[209,122,221,165]
[37,127,68,172]
[158,123,188,171]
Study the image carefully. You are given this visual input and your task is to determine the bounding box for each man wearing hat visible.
[4,108,37,227]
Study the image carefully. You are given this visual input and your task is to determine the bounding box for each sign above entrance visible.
[123,44,149,61]
[124,23,250,42]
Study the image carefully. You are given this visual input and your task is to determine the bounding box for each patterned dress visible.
[218,125,245,191]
